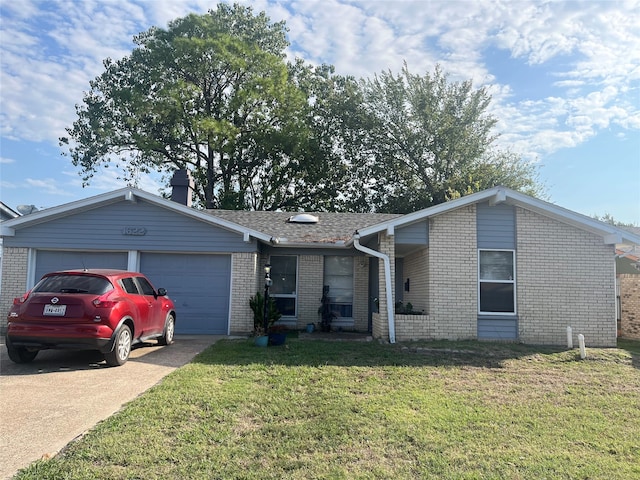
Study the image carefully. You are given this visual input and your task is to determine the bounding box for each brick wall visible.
[353,256,370,331]
[372,232,395,340]
[517,208,616,347]
[395,314,431,340]
[619,274,640,339]
[229,252,259,334]
[297,255,323,328]
[0,247,30,334]
[427,205,477,339]
[402,248,429,314]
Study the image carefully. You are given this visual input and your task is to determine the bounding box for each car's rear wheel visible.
[105,325,132,367]
[6,340,38,364]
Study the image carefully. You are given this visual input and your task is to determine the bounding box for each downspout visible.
[353,233,395,343]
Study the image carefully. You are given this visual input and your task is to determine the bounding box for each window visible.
[324,256,354,319]
[134,276,156,296]
[121,278,138,294]
[270,256,298,317]
[34,274,113,295]
[479,250,515,314]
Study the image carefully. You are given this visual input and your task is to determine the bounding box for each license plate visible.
[43,304,67,316]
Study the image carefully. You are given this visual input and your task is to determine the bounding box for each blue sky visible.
[1,0,639,224]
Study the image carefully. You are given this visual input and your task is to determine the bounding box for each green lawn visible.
[16,338,640,479]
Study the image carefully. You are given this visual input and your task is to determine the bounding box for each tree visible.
[593,214,638,227]
[60,3,349,210]
[349,64,543,213]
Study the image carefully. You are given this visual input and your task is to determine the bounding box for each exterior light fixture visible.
[263,264,272,332]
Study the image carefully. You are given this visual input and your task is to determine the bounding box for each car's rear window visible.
[33,275,114,295]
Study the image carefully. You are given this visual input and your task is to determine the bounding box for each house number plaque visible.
[122,227,147,236]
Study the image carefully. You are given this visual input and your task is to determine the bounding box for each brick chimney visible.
[170,169,194,207]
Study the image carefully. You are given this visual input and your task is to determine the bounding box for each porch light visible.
[263,264,272,332]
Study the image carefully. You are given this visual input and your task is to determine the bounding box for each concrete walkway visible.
[0,335,222,479]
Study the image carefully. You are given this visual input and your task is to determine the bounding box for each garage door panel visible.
[140,253,230,335]
[35,251,128,281]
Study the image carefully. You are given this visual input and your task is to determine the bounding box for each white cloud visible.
[1,0,639,167]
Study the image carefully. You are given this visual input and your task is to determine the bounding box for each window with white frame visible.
[478,250,516,314]
[270,255,298,317]
[324,256,354,319]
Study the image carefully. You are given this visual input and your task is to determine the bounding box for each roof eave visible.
[0,188,273,243]
[353,186,640,246]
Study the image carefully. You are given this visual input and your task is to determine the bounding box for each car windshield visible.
[33,275,114,295]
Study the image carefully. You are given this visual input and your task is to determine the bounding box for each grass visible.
[15,338,640,479]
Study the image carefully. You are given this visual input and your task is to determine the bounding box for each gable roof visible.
[0,188,273,243]
[2,186,638,247]
[353,186,640,246]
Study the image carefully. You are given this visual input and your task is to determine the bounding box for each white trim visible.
[352,186,640,246]
[353,235,395,343]
[127,251,139,272]
[489,189,507,206]
[269,254,299,318]
[26,248,37,289]
[323,255,355,322]
[0,187,273,243]
[478,249,517,316]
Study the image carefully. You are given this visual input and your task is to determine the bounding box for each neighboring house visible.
[616,227,640,339]
[0,202,20,222]
[1,173,639,347]
[0,202,20,296]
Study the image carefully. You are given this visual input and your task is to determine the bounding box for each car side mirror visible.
[157,288,167,297]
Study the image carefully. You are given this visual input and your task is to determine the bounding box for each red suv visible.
[6,269,176,366]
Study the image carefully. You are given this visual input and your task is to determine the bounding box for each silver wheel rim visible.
[166,318,175,342]
[118,329,131,360]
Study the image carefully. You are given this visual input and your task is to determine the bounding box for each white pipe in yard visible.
[578,334,587,359]
[567,326,573,349]
[353,234,395,344]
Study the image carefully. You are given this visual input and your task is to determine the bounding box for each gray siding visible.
[477,202,516,249]
[477,315,518,339]
[4,200,256,253]
[396,220,429,246]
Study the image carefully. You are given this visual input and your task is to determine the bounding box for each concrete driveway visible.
[0,335,222,479]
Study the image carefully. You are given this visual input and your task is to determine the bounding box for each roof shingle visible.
[207,210,401,244]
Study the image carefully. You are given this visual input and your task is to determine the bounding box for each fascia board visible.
[502,190,640,244]
[0,189,129,232]
[353,186,640,246]
[355,188,499,238]
[0,187,273,243]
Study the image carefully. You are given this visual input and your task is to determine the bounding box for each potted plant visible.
[268,324,288,346]
[249,291,282,346]
[318,285,336,332]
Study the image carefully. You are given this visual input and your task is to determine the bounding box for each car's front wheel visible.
[158,314,175,346]
[105,325,132,367]
[6,339,38,364]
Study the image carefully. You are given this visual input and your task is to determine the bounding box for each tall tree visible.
[60,3,348,210]
[350,64,543,213]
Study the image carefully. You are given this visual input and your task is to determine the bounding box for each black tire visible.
[6,340,38,364]
[105,325,132,367]
[158,314,175,346]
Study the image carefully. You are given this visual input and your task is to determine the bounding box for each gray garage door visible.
[140,253,231,334]
[35,250,128,282]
